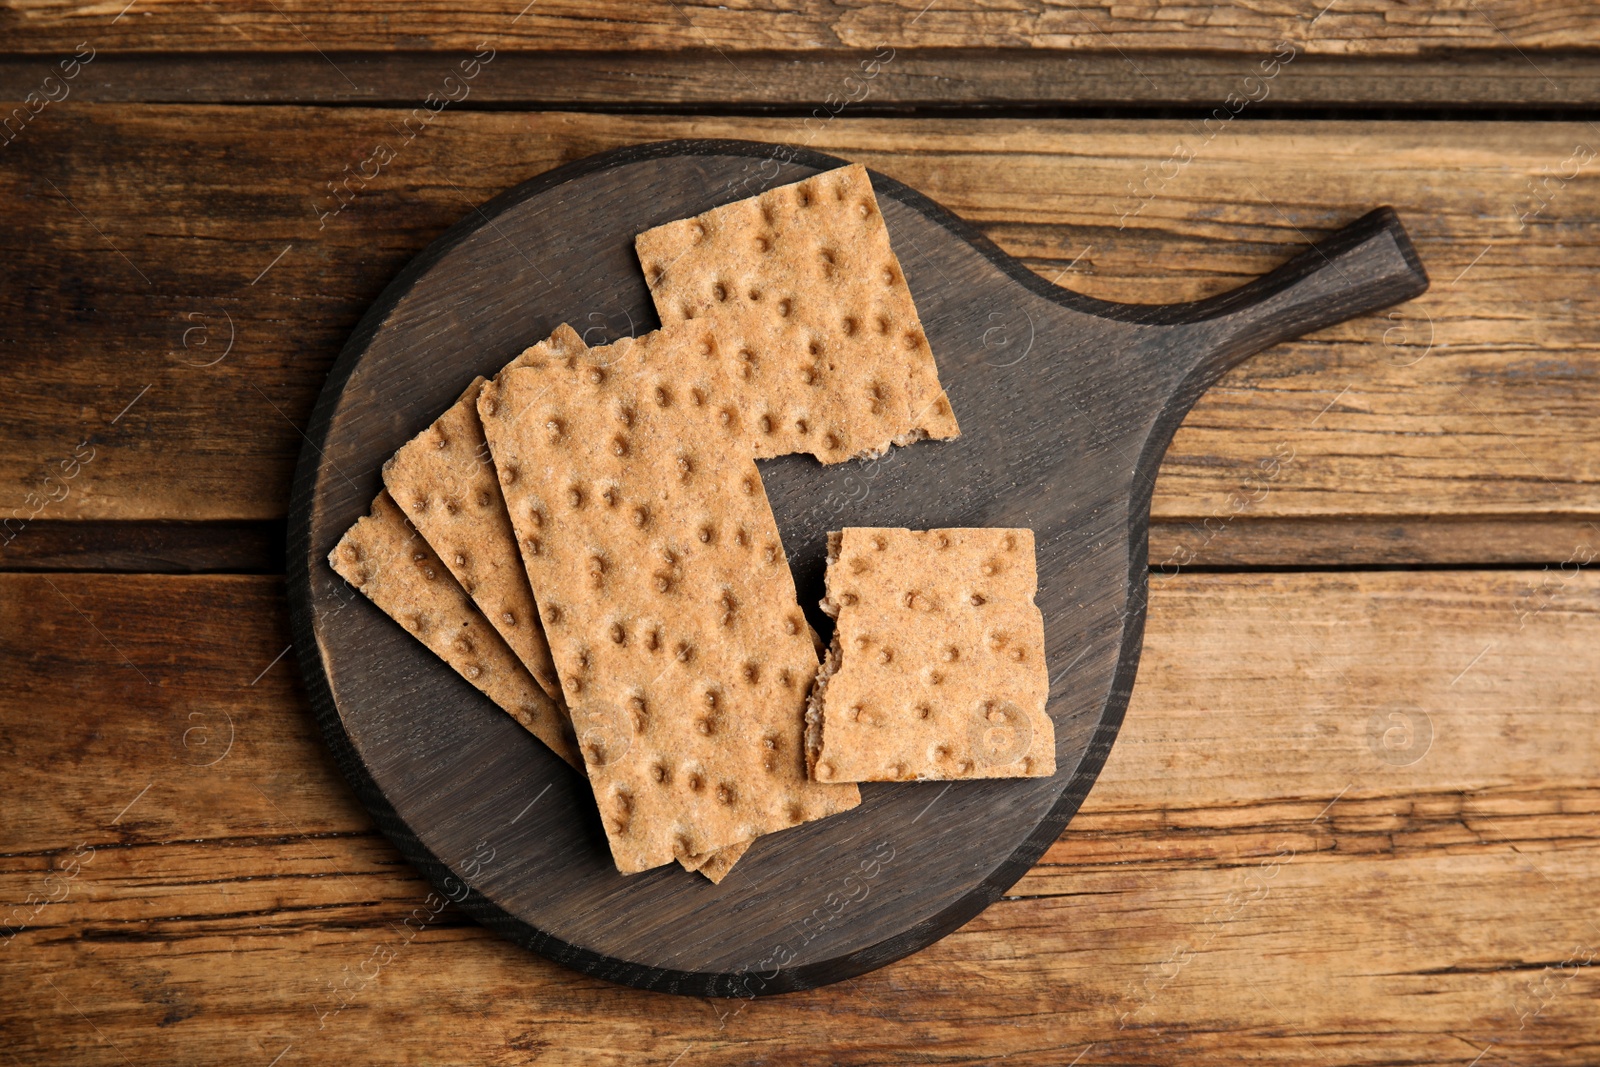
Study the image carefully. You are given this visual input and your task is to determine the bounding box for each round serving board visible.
[287,139,1428,995]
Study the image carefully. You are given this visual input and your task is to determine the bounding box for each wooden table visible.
[4,5,1598,1064]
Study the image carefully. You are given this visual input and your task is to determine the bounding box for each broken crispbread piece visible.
[679,838,751,884]
[685,839,750,884]
[329,490,581,770]
[807,527,1054,782]
[635,163,959,463]
[382,324,591,702]
[477,329,860,875]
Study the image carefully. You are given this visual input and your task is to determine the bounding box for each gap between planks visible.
[2,517,1594,573]
[2,51,1600,109]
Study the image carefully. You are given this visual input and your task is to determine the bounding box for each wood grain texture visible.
[0,110,1593,557]
[7,51,1600,108]
[0,1,1593,54]
[0,4,1587,1057]
[5,570,1596,1062]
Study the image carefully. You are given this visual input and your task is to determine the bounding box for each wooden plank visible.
[3,570,1597,1061]
[5,50,1600,108]
[0,1,1593,55]
[0,575,351,849]
[1,111,1596,545]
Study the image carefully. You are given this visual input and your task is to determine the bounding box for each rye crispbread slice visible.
[392,323,740,880]
[381,325,592,701]
[477,330,860,874]
[635,163,959,463]
[328,490,580,769]
[806,528,1054,782]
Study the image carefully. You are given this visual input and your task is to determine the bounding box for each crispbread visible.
[477,329,860,874]
[807,528,1054,781]
[635,163,959,463]
[329,490,581,769]
[683,838,750,884]
[382,324,591,701]
[677,835,749,882]
[384,318,748,881]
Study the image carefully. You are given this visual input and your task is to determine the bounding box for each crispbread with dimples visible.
[328,490,580,769]
[477,328,860,874]
[389,322,746,879]
[382,324,592,701]
[635,163,958,463]
[807,527,1054,782]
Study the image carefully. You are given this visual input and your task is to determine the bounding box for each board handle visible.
[1163,206,1430,394]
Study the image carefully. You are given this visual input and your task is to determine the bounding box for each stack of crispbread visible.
[330,162,1055,883]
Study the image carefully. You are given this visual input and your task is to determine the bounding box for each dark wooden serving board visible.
[287,139,1428,996]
